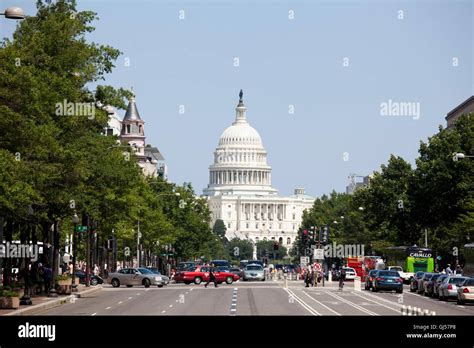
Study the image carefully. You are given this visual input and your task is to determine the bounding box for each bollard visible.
[328,271,332,283]
[407,306,412,316]
[401,305,407,315]
[354,276,361,291]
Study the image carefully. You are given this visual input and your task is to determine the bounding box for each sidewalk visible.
[0,284,102,316]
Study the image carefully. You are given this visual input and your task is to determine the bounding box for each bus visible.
[384,246,434,273]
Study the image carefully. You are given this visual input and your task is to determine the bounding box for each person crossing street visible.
[204,265,218,288]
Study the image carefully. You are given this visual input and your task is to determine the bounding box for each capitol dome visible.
[203,90,277,196]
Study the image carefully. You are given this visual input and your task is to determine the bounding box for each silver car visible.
[108,267,168,288]
[438,275,468,301]
[243,264,265,281]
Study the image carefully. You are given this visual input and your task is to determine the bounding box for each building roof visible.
[145,146,165,161]
[123,96,142,121]
[445,95,474,120]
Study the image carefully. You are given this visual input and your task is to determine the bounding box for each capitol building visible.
[203,91,314,249]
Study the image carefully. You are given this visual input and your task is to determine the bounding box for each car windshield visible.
[449,277,466,284]
[246,265,262,270]
[148,269,161,274]
[391,267,403,271]
[464,279,474,286]
[378,271,399,277]
[138,268,153,274]
[344,268,354,272]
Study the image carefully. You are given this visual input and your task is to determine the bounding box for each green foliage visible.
[0,0,221,281]
[226,238,253,261]
[256,240,287,260]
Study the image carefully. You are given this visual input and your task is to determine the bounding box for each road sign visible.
[75,225,87,232]
[313,248,325,260]
[300,256,309,266]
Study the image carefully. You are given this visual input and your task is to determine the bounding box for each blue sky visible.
[1,0,472,197]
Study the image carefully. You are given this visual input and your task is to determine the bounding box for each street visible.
[32,281,474,316]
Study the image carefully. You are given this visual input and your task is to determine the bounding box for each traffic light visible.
[302,229,308,244]
[321,226,329,244]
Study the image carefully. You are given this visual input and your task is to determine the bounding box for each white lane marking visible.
[326,291,378,316]
[161,310,166,313]
[302,291,341,316]
[118,301,123,304]
[128,297,133,300]
[350,291,401,314]
[234,288,238,291]
[105,307,111,310]
[230,309,236,312]
[145,289,150,292]
[91,313,97,316]
[231,303,237,306]
[190,288,194,291]
[169,304,173,308]
[176,300,179,302]
[137,293,141,295]
[185,292,188,294]
[285,289,321,316]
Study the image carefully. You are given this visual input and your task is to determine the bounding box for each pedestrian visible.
[93,264,99,276]
[43,264,52,294]
[455,264,462,275]
[204,266,218,288]
[446,264,453,275]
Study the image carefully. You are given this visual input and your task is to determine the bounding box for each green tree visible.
[212,219,227,240]
[226,238,253,261]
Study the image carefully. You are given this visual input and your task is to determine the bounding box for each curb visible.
[4,286,103,316]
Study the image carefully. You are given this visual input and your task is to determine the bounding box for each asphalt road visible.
[33,281,474,316]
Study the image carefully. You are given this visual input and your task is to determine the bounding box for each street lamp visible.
[452,152,474,162]
[20,205,34,305]
[71,212,79,292]
[1,6,25,19]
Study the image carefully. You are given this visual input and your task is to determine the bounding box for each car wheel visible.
[194,277,202,285]
[91,278,98,286]
[226,276,233,285]
[143,278,151,288]
[261,277,265,282]
[157,285,164,288]
[111,278,120,288]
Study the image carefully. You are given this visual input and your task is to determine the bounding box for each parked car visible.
[388,265,412,284]
[364,270,379,290]
[419,273,436,295]
[432,274,448,298]
[177,262,195,271]
[424,273,442,297]
[107,267,168,288]
[410,271,425,292]
[242,264,265,281]
[229,267,243,278]
[145,267,170,286]
[457,278,474,305]
[173,266,239,285]
[372,270,403,293]
[438,276,468,301]
[75,271,103,286]
[343,267,357,280]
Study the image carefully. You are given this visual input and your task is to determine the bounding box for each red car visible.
[174,266,239,285]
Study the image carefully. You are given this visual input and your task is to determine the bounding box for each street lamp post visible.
[71,213,79,292]
[453,152,474,161]
[20,205,34,305]
[0,6,25,20]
